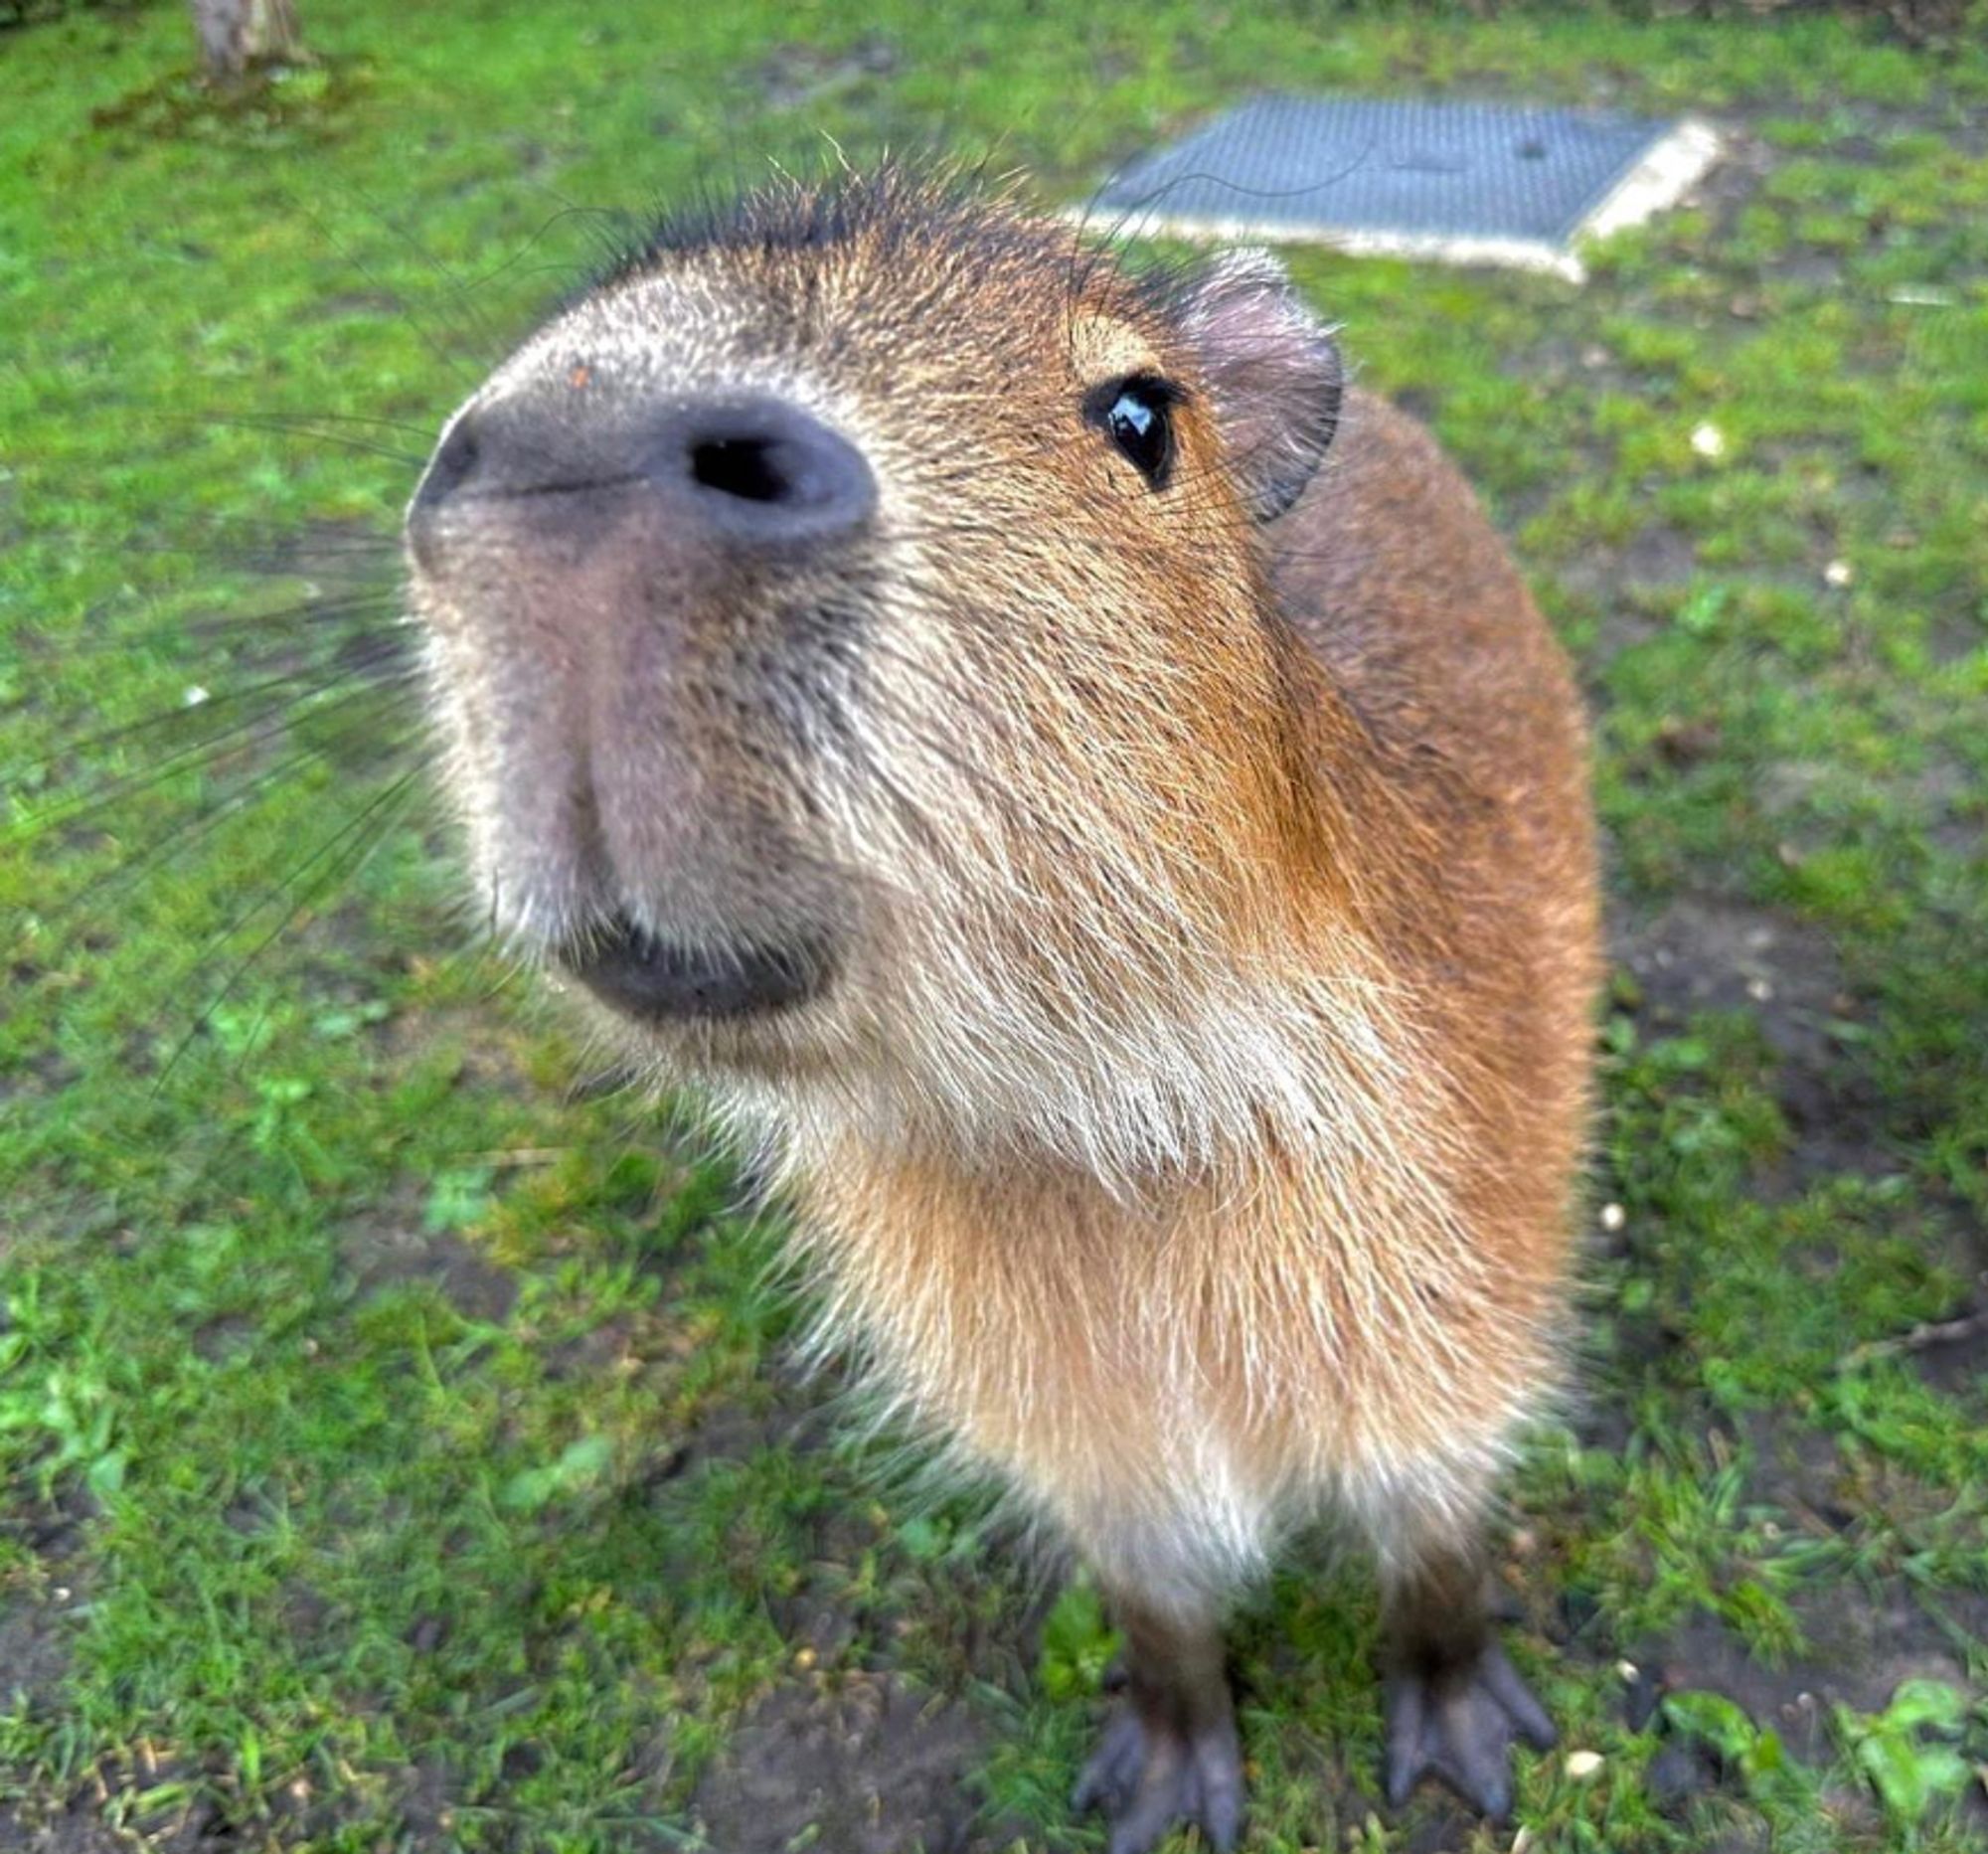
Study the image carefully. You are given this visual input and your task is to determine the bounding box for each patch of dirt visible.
[0,1577,76,1713]
[1920,746,1987,859]
[1736,1411,1859,1534]
[688,1675,988,1854]
[1615,894,1841,1055]
[0,1803,134,1853]
[87,55,374,150]
[751,35,900,110]
[1903,1305,1988,1400]
[380,1002,539,1099]
[1,1755,344,1852]
[1641,1578,1979,1765]
[1607,1575,1987,1838]
[1558,524,1703,663]
[338,1204,518,1324]
[0,1564,236,1854]
[1612,894,1889,1187]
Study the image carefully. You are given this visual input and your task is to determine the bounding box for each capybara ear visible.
[1178,249,1343,522]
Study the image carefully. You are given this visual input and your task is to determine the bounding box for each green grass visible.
[3,2,1986,1849]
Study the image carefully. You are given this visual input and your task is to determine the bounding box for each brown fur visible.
[406,170,1601,1835]
[783,380,1597,1599]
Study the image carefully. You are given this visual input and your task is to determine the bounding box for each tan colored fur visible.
[756,384,1598,1609]
[410,174,1600,1629]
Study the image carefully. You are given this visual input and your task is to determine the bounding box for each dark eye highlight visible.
[1088,375,1180,489]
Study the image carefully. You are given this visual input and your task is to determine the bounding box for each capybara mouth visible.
[556,917,832,1021]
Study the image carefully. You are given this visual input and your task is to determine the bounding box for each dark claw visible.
[1074,1703,1243,1854]
[1384,1641,1556,1821]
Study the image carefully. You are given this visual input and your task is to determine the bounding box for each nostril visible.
[678,408,874,536]
[690,436,793,504]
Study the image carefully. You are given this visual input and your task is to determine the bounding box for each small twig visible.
[1841,1308,1988,1370]
[455,1147,571,1169]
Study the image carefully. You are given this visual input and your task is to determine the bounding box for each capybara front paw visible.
[1383,1640,1556,1821]
[1073,1701,1243,1854]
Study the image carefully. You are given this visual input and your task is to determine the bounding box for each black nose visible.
[410,390,877,557]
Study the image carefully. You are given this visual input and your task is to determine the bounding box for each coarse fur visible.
[407,164,1600,1834]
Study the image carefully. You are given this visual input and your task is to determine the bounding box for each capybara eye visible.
[1094,377,1177,488]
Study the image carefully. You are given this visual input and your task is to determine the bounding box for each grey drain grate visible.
[1081,95,1720,281]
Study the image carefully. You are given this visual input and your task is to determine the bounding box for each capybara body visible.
[407,171,1599,1849]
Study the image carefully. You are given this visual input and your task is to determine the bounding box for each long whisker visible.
[9,623,411,771]
[146,411,430,469]
[284,197,497,388]
[153,763,428,1089]
[11,664,423,846]
[26,584,405,659]
[40,688,430,930]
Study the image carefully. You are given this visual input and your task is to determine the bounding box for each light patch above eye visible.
[1069,311,1163,392]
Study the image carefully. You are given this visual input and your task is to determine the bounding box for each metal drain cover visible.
[1082,94,1719,280]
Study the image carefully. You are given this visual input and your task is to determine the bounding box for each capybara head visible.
[407,170,1347,1163]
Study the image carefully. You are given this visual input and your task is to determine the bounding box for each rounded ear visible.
[1178,250,1342,523]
